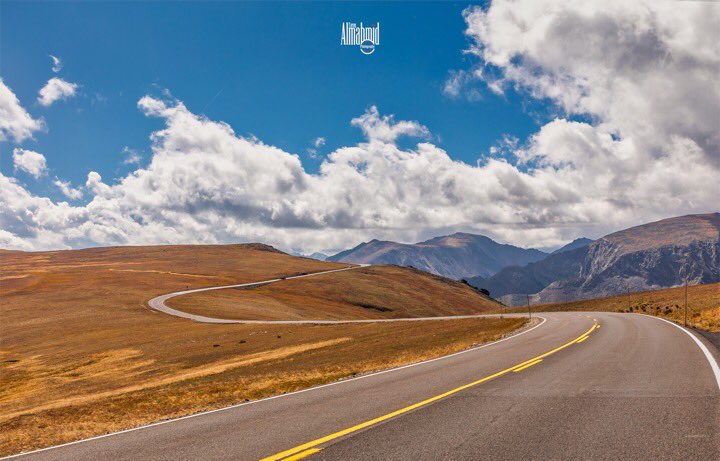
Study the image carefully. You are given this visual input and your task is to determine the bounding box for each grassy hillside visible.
[0,245,520,456]
[169,265,500,320]
[510,282,719,331]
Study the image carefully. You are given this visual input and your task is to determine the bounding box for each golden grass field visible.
[0,244,522,456]
[514,282,720,331]
[168,265,502,320]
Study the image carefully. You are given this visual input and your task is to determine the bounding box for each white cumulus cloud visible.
[458,0,720,167]
[0,79,44,142]
[37,77,78,107]
[12,148,48,179]
[351,106,430,143]
[0,93,716,253]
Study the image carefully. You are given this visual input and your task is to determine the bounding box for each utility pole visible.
[684,278,688,327]
[627,287,631,312]
[527,294,531,319]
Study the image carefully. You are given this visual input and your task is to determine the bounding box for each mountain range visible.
[327,233,546,280]
[474,213,720,305]
[328,213,720,306]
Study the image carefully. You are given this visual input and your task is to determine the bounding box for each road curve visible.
[7,311,719,460]
[147,264,512,324]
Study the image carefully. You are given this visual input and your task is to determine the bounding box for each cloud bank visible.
[0,1,717,254]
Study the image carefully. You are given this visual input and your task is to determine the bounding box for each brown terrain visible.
[0,244,521,457]
[168,265,501,320]
[513,282,720,331]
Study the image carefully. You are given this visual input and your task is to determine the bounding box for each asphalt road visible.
[9,311,719,461]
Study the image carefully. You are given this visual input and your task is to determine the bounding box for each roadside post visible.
[684,278,688,327]
[527,294,531,319]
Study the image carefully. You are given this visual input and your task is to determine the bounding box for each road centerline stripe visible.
[282,448,321,460]
[261,322,597,461]
[513,358,543,372]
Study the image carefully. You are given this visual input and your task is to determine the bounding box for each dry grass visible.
[507,282,719,331]
[168,265,500,320]
[0,244,518,456]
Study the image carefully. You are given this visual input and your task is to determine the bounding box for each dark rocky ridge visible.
[495,213,720,306]
[468,245,589,298]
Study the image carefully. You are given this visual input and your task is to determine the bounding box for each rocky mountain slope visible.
[328,233,546,280]
[468,244,589,299]
[485,213,719,306]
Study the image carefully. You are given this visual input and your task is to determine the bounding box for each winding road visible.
[146,264,511,325]
[6,267,719,460]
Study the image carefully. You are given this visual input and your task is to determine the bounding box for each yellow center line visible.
[281,448,322,460]
[576,336,589,343]
[513,358,543,372]
[260,322,598,461]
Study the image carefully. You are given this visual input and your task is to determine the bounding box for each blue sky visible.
[1,1,716,253]
[2,1,539,201]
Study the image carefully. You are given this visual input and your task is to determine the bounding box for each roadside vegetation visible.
[0,245,522,456]
[509,282,719,332]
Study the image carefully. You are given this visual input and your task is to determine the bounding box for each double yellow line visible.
[262,321,599,461]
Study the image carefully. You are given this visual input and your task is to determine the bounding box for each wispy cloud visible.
[53,178,83,200]
[122,146,142,165]
[49,54,62,73]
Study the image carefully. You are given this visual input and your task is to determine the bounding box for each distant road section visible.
[147,264,505,324]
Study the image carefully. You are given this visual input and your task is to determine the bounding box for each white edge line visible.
[634,313,720,391]
[2,316,547,460]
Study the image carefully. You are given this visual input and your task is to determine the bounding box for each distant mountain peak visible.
[551,237,594,255]
[328,232,547,279]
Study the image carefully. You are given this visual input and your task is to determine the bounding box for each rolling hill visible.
[0,243,514,456]
[328,232,546,279]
